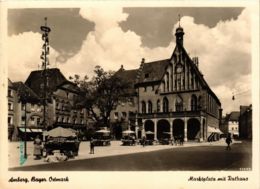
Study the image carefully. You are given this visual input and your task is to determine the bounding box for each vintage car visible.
[121,130,136,146]
[121,135,136,146]
[92,129,111,146]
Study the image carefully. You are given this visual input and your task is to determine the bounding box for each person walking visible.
[33,135,42,160]
[142,136,146,147]
[225,133,232,151]
[90,138,95,154]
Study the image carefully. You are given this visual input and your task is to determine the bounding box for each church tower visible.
[175,15,185,46]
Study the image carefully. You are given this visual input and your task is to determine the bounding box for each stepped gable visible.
[13,81,40,103]
[25,68,67,96]
[170,40,221,105]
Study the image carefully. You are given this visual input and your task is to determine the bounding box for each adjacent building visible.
[8,79,43,141]
[8,68,88,141]
[221,111,240,138]
[111,25,222,142]
[239,105,252,139]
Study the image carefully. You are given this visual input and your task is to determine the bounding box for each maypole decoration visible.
[40,17,51,130]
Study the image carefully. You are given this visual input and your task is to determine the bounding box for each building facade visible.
[111,26,222,142]
[221,111,240,138]
[25,68,88,130]
[239,105,252,139]
[8,68,88,141]
[8,80,43,141]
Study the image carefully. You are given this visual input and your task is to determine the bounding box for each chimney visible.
[141,58,145,64]
[120,65,124,71]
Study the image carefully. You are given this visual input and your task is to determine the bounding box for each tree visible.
[70,65,130,128]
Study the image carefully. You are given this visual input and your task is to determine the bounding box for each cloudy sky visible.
[7,7,251,114]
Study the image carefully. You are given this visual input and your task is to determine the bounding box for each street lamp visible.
[20,90,30,159]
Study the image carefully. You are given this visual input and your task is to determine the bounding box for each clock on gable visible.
[176,63,183,73]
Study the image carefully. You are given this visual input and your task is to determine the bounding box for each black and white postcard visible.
[0,0,259,189]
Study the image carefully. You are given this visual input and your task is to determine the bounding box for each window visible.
[175,96,183,112]
[114,112,119,119]
[8,89,13,97]
[191,77,194,88]
[166,72,169,91]
[148,101,153,113]
[157,100,161,112]
[145,73,149,78]
[37,118,41,125]
[122,112,127,118]
[30,117,35,125]
[152,85,154,91]
[8,103,13,111]
[144,87,147,92]
[198,96,202,110]
[21,116,25,125]
[8,116,13,124]
[31,104,35,111]
[163,97,169,113]
[191,95,197,111]
[141,101,146,114]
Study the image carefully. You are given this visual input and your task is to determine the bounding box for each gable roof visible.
[137,59,169,84]
[13,82,40,103]
[25,68,67,96]
[171,44,221,105]
[114,68,139,95]
[56,80,81,94]
[8,78,14,89]
[227,111,240,121]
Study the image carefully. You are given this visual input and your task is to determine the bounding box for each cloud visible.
[179,9,251,113]
[8,32,59,82]
[8,7,251,114]
[61,7,251,114]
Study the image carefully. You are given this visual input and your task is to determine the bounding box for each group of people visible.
[32,133,234,161]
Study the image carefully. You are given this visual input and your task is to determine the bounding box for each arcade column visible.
[170,120,173,139]
[184,118,188,142]
[154,120,158,141]
[200,117,204,142]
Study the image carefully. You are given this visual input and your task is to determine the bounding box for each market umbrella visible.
[96,129,110,133]
[45,127,77,138]
[122,130,135,134]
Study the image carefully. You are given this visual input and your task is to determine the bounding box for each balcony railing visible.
[129,110,205,119]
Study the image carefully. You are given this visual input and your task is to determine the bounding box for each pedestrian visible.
[90,138,95,154]
[142,136,146,147]
[33,135,42,160]
[170,138,174,145]
[226,133,232,151]
[180,135,184,146]
[131,135,136,146]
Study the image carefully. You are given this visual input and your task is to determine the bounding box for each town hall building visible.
[111,25,222,142]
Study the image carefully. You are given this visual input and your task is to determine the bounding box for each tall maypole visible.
[40,17,51,130]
